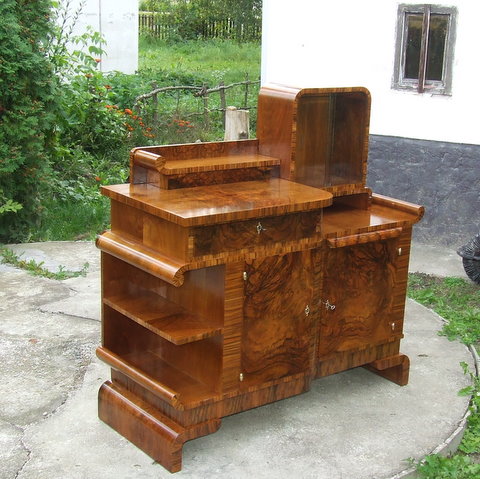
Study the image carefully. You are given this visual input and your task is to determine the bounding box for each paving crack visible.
[14,431,32,479]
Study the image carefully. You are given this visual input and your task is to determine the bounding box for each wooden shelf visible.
[104,293,222,345]
[322,202,423,238]
[97,346,218,409]
[161,154,280,175]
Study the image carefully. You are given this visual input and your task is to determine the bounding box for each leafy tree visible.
[140,0,262,42]
[0,0,58,241]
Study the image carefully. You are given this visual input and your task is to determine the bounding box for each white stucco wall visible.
[68,0,138,74]
[261,0,479,145]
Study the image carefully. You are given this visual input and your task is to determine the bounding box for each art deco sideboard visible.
[95,85,424,472]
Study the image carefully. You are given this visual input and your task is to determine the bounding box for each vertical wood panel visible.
[222,262,244,391]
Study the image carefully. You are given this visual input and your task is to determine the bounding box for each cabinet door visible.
[318,238,399,358]
[241,251,314,385]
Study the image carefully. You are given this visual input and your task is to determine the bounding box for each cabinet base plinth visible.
[98,381,221,473]
[364,353,410,386]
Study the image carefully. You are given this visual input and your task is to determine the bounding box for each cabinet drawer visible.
[192,211,320,257]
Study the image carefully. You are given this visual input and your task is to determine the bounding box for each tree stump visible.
[224,106,249,141]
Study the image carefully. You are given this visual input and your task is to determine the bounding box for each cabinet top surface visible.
[102,179,333,226]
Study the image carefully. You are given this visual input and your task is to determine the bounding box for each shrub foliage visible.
[0,0,58,241]
[140,0,262,42]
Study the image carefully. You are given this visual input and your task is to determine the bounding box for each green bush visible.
[0,1,156,242]
[0,0,58,241]
[139,0,262,42]
[413,454,480,479]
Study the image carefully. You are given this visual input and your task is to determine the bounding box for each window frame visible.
[393,4,457,95]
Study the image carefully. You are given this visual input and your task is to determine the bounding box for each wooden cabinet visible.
[95,85,423,472]
[242,252,314,386]
[319,237,399,356]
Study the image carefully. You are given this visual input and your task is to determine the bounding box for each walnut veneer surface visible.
[101,178,332,226]
[96,85,423,473]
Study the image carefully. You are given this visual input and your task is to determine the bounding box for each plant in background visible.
[0,189,22,215]
[458,361,480,454]
[33,1,157,240]
[139,0,262,42]
[0,246,89,280]
[1,0,261,242]
[0,0,58,242]
[411,454,480,479]
[408,273,480,346]
[407,364,480,479]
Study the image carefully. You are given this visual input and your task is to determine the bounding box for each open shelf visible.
[97,346,218,409]
[104,292,222,345]
[102,305,223,408]
[161,153,280,175]
[322,201,423,238]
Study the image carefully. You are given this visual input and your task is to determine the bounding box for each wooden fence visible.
[133,78,260,132]
[139,12,261,41]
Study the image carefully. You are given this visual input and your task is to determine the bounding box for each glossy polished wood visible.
[164,166,279,190]
[101,179,333,227]
[257,85,371,193]
[131,140,272,189]
[193,211,320,257]
[318,238,400,359]
[96,85,424,473]
[98,380,221,473]
[242,252,314,385]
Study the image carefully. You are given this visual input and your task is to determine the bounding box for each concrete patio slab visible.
[0,241,475,479]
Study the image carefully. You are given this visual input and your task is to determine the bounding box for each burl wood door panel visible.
[318,239,398,358]
[242,252,314,384]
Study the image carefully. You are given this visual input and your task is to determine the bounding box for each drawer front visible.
[193,211,320,257]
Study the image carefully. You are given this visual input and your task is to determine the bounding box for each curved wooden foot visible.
[364,353,410,386]
[98,381,221,473]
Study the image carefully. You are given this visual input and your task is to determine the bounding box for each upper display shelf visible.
[257,84,371,196]
[129,85,371,197]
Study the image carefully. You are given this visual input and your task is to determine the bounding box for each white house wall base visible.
[368,136,479,247]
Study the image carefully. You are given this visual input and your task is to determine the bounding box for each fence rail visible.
[134,78,260,134]
[139,12,261,42]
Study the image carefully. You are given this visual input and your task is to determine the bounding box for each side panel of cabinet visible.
[241,251,314,385]
[317,238,399,360]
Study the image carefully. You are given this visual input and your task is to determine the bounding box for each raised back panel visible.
[257,84,371,195]
[294,94,331,188]
[294,90,370,190]
[329,92,369,187]
[257,85,299,178]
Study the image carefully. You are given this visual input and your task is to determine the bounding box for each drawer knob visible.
[321,299,336,311]
[305,305,310,316]
[256,222,267,234]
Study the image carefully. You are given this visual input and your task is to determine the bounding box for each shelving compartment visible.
[295,91,369,190]
[99,253,225,409]
[100,307,222,409]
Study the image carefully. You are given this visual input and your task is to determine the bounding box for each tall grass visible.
[138,37,261,85]
[33,198,110,242]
